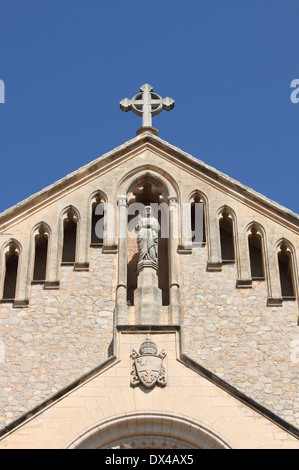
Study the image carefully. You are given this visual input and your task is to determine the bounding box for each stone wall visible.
[0,330,298,449]
[180,246,299,427]
[0,135,298,439]
[0,248,116,429]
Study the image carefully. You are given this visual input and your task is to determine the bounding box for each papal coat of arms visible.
[130,335,167,389]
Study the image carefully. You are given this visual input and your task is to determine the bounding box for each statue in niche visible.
[135,206,160,263]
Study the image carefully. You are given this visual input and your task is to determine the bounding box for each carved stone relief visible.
[130,335,167,388]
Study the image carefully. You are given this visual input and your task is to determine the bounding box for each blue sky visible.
[0,0,298,213]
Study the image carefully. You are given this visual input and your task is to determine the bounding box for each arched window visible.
[2,243,19,301]
[91,194,104,245]
[278,242,295,299]
[62,209,78,264]
[33,226,49,282]
[219,209,235,262]
[190,192,206,245]
[248,226,264,280]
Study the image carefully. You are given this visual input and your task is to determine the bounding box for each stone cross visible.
[120,84,174,129]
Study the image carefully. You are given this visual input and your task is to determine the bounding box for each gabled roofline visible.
[149,134,299,227]
[181,352,299,440]
[0,325,298,442]
[0,131,298,229]
[0,355,118,441]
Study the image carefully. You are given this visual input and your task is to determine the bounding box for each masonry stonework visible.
[0,331,298,449]
[0,249,116,428]
[180,247,299,427]
[0,132,298,448]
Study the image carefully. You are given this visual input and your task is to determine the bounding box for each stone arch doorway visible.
[67,412,232,449]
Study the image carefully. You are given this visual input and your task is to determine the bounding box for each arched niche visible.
[66,412,232,449]
[126,177,170,307]
[32,223,50,283]
[188,190,207,245]
[218,207,236,263]
[1,240,22,301]
[276,240,296,300]
[117,166,179,202]
[247,224,265,280]
[90,190,107,246]
[116,168,180,325]
[61,206,80,265]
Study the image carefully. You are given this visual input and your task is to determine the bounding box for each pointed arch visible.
[275,238,297,300]
[116,165,180,205]
[89,190,108,246]
[115,166,181,325]
[30,222,51,283]
[217,206,237,263]
[0,239,22,301]
[125,179,171,307]
[246,222,266,281]
[188,190,208,245]
[60,206,80,265]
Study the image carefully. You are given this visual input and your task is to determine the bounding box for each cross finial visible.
[120,84,174,135]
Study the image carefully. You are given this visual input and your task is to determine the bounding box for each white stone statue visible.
[135,206,160,263]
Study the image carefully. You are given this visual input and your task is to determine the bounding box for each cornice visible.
[0,132,298,233]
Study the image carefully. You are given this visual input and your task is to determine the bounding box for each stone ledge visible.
[44,280,60,290]
[236,279,252,289]
[102,244,118,253]
[177,244,192,254]
[267,297,283,307]
[74,262,89,271]
[13,299,29,308]
[116,325,180,332]
[206,261,222,272]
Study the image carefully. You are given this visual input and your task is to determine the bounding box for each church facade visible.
[0,86,298,449]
